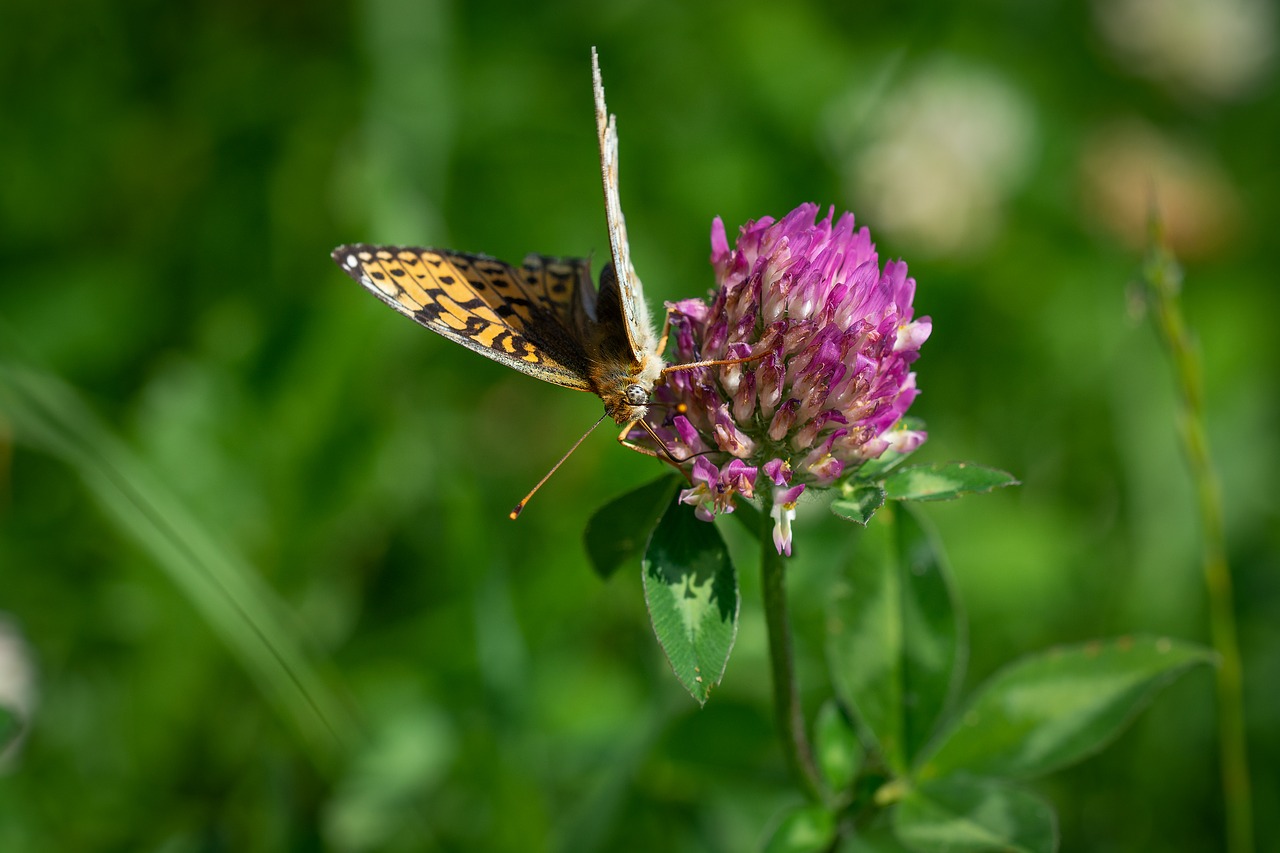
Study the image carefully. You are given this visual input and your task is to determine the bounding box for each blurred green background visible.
[1,0,1276,850]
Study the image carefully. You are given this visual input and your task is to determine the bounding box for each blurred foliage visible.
[1,0,1277,851]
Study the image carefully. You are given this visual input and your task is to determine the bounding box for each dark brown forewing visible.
[586,262,642,369]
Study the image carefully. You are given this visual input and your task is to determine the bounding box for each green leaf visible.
[918,637,1214,781]
[893,777,1058,853]
[827,506,964,774]
[763,805,837,853]
[883,463,1018,502]
[642,498,739,705]
[584,475,681,579]
[814,699,864,794]
[832,486,887,526]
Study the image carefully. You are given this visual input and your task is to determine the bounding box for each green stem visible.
[759,490,824,802]
[1143,223,1253,853]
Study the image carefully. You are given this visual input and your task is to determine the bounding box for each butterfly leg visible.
[656,305,768,373]
[661,349,766,376]
[655,303,676,358]
[618,419,685,469]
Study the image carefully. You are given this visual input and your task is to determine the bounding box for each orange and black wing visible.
[332,245,595,390]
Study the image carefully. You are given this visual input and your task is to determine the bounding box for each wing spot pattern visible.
[365,272,397,297]
[435,294,472,324]
[472,324,502,348]
[403,256,507,326]
[332,244,595,392]
[438,313,468,332]
[408,284,526,359]
[397,269,433,305]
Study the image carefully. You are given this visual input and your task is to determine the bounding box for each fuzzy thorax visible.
[594,352,664,425]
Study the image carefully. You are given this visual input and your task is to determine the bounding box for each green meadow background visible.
[1,1,1276,850]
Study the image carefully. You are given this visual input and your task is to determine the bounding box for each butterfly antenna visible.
[510,412,610,520]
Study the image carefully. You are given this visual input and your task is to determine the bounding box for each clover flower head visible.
[648,204,930,554]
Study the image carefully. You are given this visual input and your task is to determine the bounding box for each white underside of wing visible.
[592,47,661,365]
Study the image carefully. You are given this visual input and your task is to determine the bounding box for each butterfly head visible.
[602,382,652,425]
[591,351,663,426]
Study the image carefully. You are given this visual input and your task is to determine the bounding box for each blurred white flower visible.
[834,60,1037,258]
[1079,120,1243,259]
[0,616,37,767]
[1095,0,1275,100]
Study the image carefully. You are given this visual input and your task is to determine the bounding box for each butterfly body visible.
[582,261,664,425]
[334,49,665,444]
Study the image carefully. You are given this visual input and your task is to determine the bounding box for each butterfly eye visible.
[624,384,648,406]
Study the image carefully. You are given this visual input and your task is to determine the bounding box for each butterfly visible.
[333,49,689,517]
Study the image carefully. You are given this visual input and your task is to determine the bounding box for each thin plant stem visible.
[1141,217,1253,853]
[758,489,824,802]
